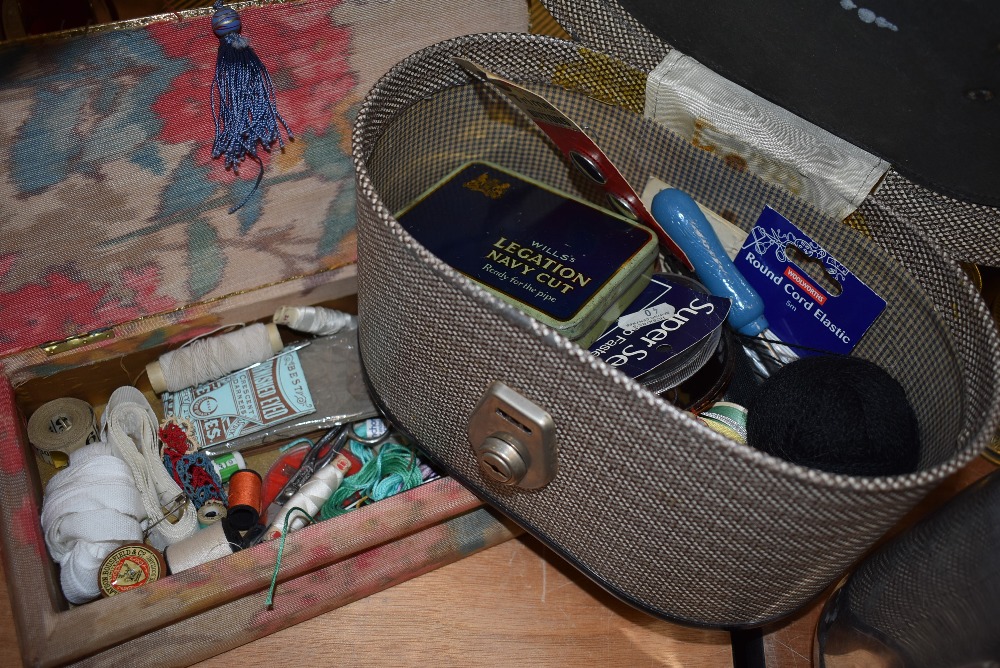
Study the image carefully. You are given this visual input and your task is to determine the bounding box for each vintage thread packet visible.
[162,348,315,448]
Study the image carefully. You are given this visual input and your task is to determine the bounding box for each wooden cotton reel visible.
[147,323,283,394]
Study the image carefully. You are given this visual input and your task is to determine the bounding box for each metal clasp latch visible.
[40,328,114,355]
[467,381,557,489]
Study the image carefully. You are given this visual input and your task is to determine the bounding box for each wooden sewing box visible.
[1,1,998,666]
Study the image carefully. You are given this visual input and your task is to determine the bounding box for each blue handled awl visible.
[650,188,769,335]
[650,188,797,372]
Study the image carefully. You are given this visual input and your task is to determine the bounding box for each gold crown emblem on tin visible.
[463,172,510,199]
[98,543,166,597]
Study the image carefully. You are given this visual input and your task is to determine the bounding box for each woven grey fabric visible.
[818,472,1000,667]
[352,33,1000,626]
[542,0,670,72]
[867,170,1000,267]
[543,0,1000,265]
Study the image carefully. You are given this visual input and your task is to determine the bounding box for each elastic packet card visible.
[733,207,886,356]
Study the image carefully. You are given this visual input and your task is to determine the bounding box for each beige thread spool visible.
[146,323,283,394]
[198,499,228,526]
[163,521,239,574]
[27,398,98,468]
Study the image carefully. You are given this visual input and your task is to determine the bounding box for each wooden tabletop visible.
[3,456,993,667]
[0,533,734,668]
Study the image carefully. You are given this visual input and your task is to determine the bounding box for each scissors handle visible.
[272,425,346,506]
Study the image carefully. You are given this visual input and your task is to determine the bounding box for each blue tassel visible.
[210,1,292,214]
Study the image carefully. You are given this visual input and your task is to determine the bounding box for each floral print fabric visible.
[0,1,360,356]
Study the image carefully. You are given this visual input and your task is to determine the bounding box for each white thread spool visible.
[273,306,355,336]
[147,323,283,394]
[164,521,239,573]
[27,398,98,468]
[197,499,228,526]
[265,454,352,541]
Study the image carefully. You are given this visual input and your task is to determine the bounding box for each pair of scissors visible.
[261,419,397,524]
[265,425,349,520]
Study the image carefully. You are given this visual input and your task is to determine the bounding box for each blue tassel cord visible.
[210,1,292,213]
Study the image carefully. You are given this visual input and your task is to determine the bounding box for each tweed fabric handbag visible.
[353,31,1000,627]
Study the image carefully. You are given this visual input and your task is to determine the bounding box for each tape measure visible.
[27,398,98,468]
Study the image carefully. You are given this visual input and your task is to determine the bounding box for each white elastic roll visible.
[266,463,345,540]
[102,386,198,549]
[147,323,283,394]
[164,521,237,573]
[273,306,356,336]
[27,398,98,469]
[40,441,145,604]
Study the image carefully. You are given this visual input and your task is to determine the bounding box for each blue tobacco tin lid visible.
[395,161,657,346]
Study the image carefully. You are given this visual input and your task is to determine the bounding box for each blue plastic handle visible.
[651,188,768,336]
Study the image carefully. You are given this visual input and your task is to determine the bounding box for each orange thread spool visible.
[227,469,262,531]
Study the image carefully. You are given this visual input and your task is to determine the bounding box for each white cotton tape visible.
[273,306,356,336]
[102,386,198,550]
[40,441,146,604]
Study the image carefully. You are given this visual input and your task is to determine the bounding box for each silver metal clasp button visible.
[468,382,557,489]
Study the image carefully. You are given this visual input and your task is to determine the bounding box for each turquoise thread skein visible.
[318,441,423,520]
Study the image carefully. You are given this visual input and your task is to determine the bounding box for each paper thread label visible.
[617,303,677,331]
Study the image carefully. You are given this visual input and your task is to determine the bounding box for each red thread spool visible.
[227,469,262,531]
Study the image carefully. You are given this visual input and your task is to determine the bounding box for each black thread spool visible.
[746,356,920,476]
[660,327,738,412]
[227,469,263,531]
[655,272,738,412]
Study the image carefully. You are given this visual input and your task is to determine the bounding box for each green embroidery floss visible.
[265,505,312,609]
[318,441,424,520]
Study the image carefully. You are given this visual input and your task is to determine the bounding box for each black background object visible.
[619,0,1000,207]
[746,355,920,476]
